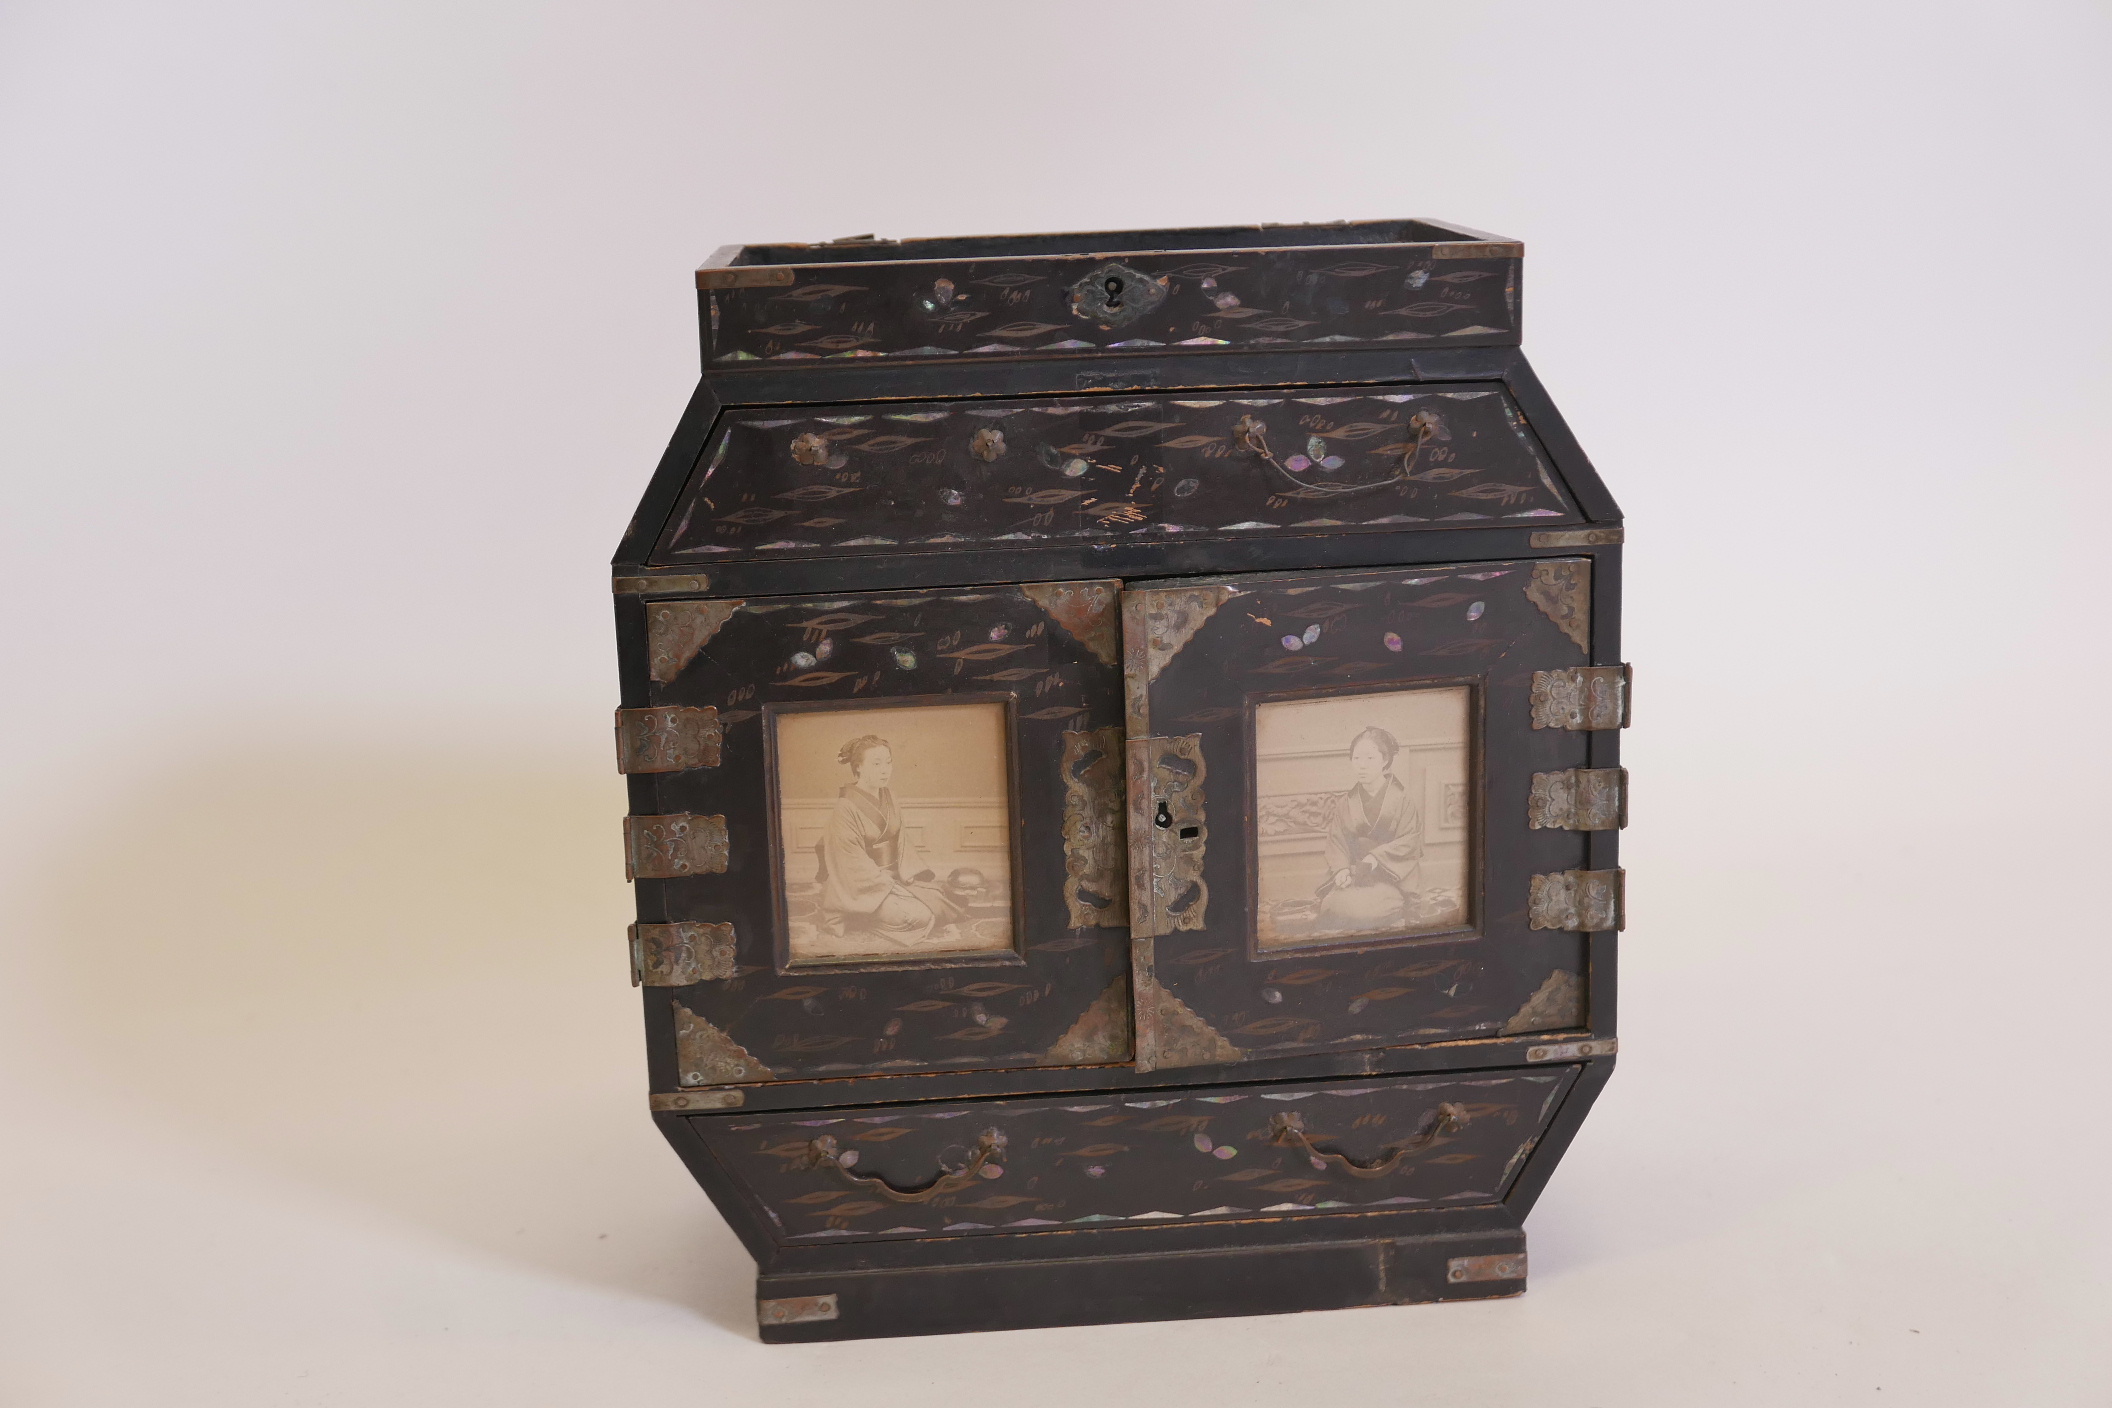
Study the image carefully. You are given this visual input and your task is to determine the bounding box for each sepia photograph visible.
[1253,685,1473,949]
[771,701,1017,964]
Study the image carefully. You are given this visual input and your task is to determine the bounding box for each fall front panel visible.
[637,582,1131,1084]
[648,382,1581,567]
[1124,559,1599,1070]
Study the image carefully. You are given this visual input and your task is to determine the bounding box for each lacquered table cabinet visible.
[610,220,1625,1341]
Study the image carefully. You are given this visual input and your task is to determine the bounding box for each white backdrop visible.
[3,3,2108,1403]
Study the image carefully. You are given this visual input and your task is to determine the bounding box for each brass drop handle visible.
[806,1128,1008,1203]
[1268,1102,1468,1179]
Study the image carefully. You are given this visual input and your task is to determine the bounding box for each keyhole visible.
[1104,276,1124,310]
[1153,800,1171,829]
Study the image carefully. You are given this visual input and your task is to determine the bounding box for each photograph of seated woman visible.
[814,734,969,949]
[1255,690,1470,948]
[776,704,1015,964]
[1314,726,1425,934]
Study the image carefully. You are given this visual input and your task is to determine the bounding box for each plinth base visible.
[754,1228,1527,1342]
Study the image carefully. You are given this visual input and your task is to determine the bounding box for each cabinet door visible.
[634,581,1130,1086]
[1122,559,1610,1070]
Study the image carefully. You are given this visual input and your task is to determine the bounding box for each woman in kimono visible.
[814,733,966,950]
[1314,726,1425,935]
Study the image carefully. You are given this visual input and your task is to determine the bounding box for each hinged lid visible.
[695,219,1520,369]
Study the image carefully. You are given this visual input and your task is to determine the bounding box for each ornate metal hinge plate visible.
[623,813,729,879]
[615,706,722,773]
[1530,665,1631,730]
[1528,768,1628,830]
[629,921,737,985]
[1528,869,1625,931]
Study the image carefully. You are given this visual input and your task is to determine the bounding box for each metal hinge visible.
[1528,768,1628,830]
[629,921,737,985]
[615,706,722,773]
[1528,868,1625,932]
[1530,665,1631,730]
[623,813,729,880]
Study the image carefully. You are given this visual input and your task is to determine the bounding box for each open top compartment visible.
[707,218,1509,268]
[695,217,1523,369]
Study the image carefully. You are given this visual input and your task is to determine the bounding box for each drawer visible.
[694,1066,1579,1247]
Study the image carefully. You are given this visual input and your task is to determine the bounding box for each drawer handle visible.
[1268,1103,1469,1179]
[805,1129,1008,1203]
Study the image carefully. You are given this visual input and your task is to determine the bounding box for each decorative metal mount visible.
[623,813,729,879]
[1530,665,1631,730]
[615,706,723,773]
[1126,735,1207,937]
[757,1294,838,1327]
[1525,559,1591,651]
[1068,261,1167,327]
[1526,1038,1617,1062]
[1527,768,1628,831]
[612,572,711,595]
[673,1002,773,1086]
[629,921,737,985]
[1527,869,1626,932]
[650,1088,744,1111]
[647,599,743,683]
[1059,727,1129,929]
[1529,527,1622,548]
[1447,1253,1527,1284]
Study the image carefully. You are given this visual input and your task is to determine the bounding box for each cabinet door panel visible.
[1124,560,1597,1070]
[640,581,1130,1085]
